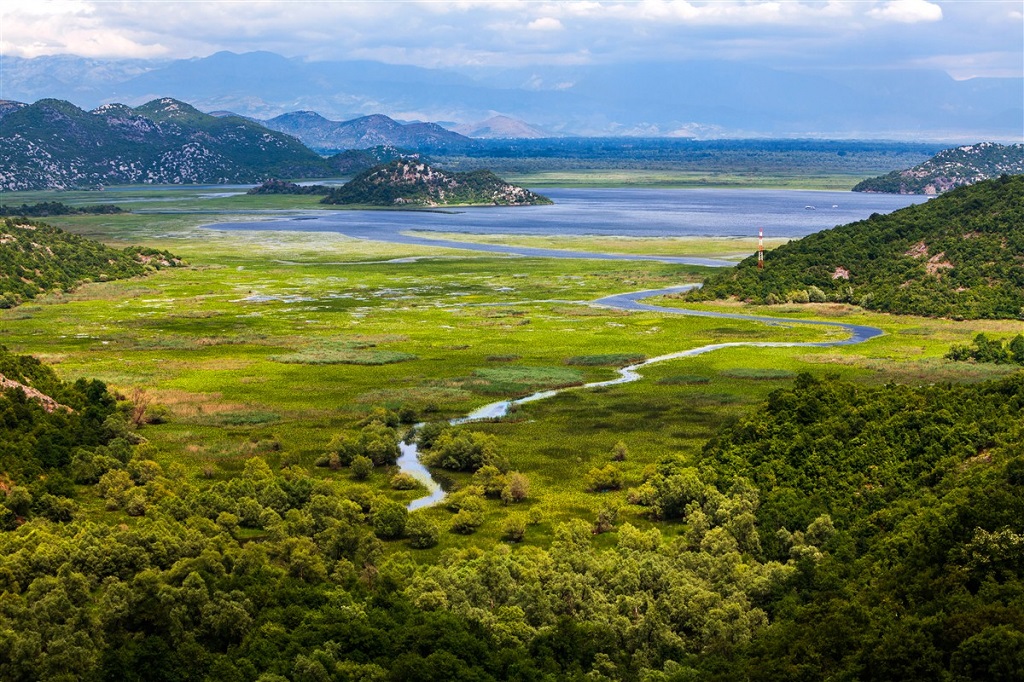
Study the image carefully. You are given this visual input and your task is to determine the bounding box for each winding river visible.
[400,284,883,510]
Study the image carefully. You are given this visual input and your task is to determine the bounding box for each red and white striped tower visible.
[757,227,764,269]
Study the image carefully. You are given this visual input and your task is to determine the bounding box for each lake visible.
[205,187,929,241]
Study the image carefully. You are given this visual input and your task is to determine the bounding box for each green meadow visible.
[1,189,1017,554]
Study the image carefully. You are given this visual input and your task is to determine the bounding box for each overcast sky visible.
[2,1,1022,79]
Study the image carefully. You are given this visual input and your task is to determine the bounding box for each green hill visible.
[692,174,1024,319]
[0,98,332,190]
[321,159,552,207]
[0,218,181,307]
[853,142,1024,194]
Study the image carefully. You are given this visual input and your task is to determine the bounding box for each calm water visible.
[207,187,929,240]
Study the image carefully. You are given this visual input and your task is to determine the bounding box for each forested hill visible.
[692,174,1024,319]
[853,142,1024,194]
[321,159,553,206]
[0,218,181,307]
[0,98,332,190]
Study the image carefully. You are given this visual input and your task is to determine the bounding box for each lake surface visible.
[206,187,929,240]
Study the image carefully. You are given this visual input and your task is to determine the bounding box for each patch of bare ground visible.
[0,373,71,412]
[926,252,954,276]
[905,241,929,258]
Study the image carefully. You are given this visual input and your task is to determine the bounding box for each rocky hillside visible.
[325,146,420,176]
[853,142,1024,194]
[263,112,473,153]
[691,174,1024,319]
[321,160,552,207]
[0,98,332,190]
[0,218,181,307]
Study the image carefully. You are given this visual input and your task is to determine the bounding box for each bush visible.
[472,465,507,497]
[405,514,440,549]
[501,472,530,504]
[586,465,623,492]
[449,508,484,534]
[426,430,500,472]
[351,456,373,480]
[390,473,421,490]
[502,514,527,542]
[371,499,408,540]
[611,441,628,462]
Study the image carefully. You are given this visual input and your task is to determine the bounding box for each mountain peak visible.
[134,97,206,122]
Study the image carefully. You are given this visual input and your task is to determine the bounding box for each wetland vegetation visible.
[0,185,1021,680]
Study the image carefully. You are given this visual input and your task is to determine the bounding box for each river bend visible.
[401,284,883,510]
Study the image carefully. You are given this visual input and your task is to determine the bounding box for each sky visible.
[1,1,1022,80]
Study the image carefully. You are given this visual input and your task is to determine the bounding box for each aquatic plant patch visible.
[270,341,417,365]
[565,353,646,367]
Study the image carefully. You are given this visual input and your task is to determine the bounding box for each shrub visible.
[426,430,500,472]
[501,472,530,504]
[586,464,623,492]
[351,456,373,480]
[502,514,528,542]
[449,508,484,534]
[371,499,408,540]
[472,465,507,497]
[405,514,440,549]
[390,473,421,490]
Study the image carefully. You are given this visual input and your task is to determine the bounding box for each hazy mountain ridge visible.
[0,97,331,190]
[692,175,1024,319]
[321,159,552,206]
[4,51,1020,139]
[852,142,1024,194]
[451,115,554,139]
[262,111,472,152]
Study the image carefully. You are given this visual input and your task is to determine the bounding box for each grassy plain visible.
[407,230,791,260]
[2,188,1018,555]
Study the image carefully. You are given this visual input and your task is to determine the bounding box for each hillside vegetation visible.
[0,218,180,307]
[321,159,553,206]
[1,366,1022,679]
[853,142,1024,194]
[0,98,331,190]
[692,175,1024,319]
[0,346,121,496]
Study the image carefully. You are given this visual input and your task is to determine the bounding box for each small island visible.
[320,159,552,207]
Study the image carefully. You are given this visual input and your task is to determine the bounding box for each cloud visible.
[527,17,564,31]
[867,0,943,24]
[0,0,1018,80]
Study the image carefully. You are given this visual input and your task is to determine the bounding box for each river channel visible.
[400,284,883,510]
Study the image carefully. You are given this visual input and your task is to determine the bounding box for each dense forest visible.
[321,160,552,207]
[947,333,1024,366]
[0,218,181,307]
[691,174,1024,319]
[246,179,331,195]
[2,354,1022,680]
[0,202,125,217]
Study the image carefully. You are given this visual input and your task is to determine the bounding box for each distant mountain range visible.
[3,50,1020,139]
[0,97,330,190]
[321,160,552,207]
[852,142,1024,194]
[451,116,554,140]
[261,111,473,152]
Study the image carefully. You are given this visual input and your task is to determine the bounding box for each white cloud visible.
[867,0,943,24]
[0,0,1017,79]
[528,17,564,31]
